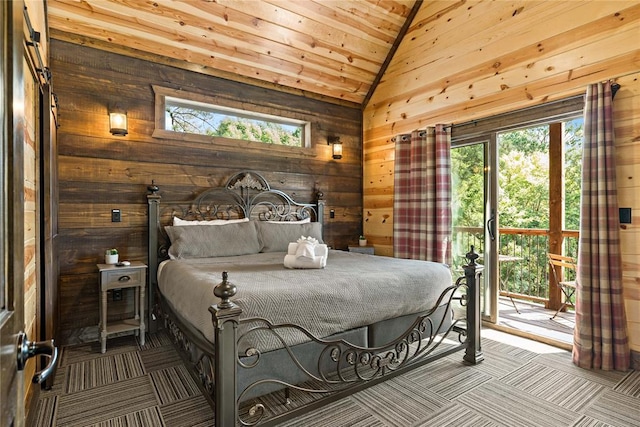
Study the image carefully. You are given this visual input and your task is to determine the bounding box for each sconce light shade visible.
[328,136,343,160]
[332,142,343,159]
[109,111,128,136]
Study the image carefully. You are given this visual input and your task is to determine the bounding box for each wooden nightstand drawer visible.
[103,268,143,287]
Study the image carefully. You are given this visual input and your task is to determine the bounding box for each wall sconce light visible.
[328,136,343,160]
[109,109,128,136]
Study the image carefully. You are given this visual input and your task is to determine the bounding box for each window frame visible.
[451,95,584,145]
[152,85,315,157]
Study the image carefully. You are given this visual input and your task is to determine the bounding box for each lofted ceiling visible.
[47,0,420,106]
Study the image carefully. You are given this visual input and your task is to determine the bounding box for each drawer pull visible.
[118,275,131,282]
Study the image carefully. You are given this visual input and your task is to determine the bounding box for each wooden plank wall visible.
[23,0,48,409]
[50,40,362,343]
[363,1,639,360]
[23,54,38,407]
[615,75,640,364]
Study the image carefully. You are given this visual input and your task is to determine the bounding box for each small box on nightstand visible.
[348,245,375,255]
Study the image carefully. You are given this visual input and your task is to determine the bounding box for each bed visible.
[146,170,483,426]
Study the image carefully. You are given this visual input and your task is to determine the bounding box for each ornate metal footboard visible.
[211,248,484,426]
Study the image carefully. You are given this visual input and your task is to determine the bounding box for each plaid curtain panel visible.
[573,81,630,371]
[393,125,452,264]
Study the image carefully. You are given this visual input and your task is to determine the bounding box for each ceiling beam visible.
[362,0,423,110]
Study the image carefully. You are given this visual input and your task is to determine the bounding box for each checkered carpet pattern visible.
[33,330,640,426]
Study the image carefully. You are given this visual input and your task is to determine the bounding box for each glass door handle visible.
[16,332,59,384]
[487,212,496,241]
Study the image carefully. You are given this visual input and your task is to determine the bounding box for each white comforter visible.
[158,250,453,353]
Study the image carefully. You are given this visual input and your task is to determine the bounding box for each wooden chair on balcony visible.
[547,253,577,320]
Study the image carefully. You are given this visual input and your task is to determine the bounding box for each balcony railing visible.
[452,227,579,305]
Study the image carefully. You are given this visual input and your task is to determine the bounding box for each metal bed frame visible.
[146,170,483,426]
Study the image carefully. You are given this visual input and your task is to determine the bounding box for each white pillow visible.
[173,217,249,226]
[266,218,311,224]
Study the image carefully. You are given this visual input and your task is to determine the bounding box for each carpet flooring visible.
[32,329,640,427]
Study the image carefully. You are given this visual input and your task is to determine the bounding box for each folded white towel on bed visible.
[284,254,326,269]
[295,239,317,259]
[288,243,327,258]
[287,237,328,258]
[285,237,328,268]
[287,242,298,255]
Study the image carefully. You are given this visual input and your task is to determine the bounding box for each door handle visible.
[487,211,496,241]
[16,332,59,384]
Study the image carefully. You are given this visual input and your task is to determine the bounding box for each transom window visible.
[152,86,310,149]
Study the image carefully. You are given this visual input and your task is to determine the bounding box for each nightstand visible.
[348,245,375,255]
[97,262,147,353]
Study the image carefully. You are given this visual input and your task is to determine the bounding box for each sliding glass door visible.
[451,138,498,321]
[453,117,583,332]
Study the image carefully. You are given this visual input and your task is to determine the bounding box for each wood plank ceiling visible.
[47,0,419,106]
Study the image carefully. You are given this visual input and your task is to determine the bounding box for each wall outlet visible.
[330,209,335,219]
[619,207,631,224]
[112,289,122,301]
[111,209,121,222]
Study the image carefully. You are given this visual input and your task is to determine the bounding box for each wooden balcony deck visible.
[490,297,575,350]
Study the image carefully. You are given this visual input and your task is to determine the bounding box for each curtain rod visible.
[390,86,619,143]
[611,83,621,99]
[391,126,453,143]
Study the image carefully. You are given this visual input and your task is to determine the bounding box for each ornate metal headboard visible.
[160,171,321,223]
[145,170,325,331]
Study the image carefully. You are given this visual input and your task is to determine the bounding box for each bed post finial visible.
[214,271,236,309]
[147,180,159,194]
[466,245,479,265]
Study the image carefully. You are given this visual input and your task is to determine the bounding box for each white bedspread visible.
[158,250,452,353]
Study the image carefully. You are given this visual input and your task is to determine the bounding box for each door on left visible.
[1,2,57,426]
[0,1,26,424]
